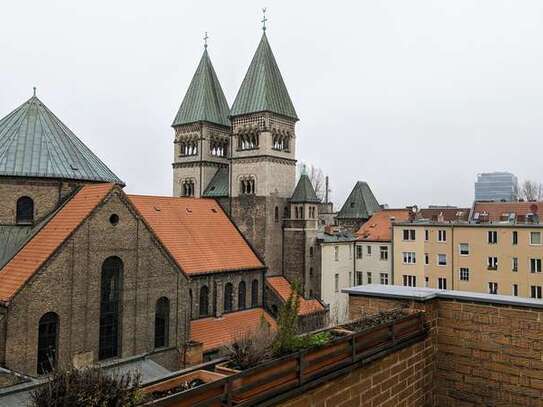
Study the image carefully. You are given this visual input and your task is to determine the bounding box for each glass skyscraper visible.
[474,172,518,202]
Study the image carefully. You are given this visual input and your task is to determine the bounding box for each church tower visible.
[229,29,298,276]
[172,43,231,198]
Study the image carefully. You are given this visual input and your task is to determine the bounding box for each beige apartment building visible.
[393,222,543,299]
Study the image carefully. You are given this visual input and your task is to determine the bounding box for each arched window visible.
[199,286,209,317]
[16,196,34,224]
[274,206,279,222]
[99,256,123,360]
[224,283,233,313]
[37,312,59,375]
[238,281,246,310]
[251,279,259,307]
[154,297,170,349]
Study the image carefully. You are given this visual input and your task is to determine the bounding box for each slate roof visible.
[266,276,325,316]
[172,49,230,127]
[0,183,114,303]
[356,209,411,242]
[190,308,277,352]
[128,195,264,275]
[337,181,381,220]
[0,226,33,270]
[0,96,123,184]
[203,166,229,197]
[230,33,298,120]
[290,174,320,203]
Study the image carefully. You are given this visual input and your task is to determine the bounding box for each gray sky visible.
[1,0,542,208]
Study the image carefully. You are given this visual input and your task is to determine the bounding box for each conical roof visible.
[290,174,320,203]
[0,95,124,184]
[337,181,381,220]
[230,33,298,120]
[172,49,230,127]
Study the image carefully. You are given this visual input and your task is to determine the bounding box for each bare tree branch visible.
[297,162,327,200]
[520,180,543,201]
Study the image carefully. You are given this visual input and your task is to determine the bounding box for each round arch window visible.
[109,214,119,226]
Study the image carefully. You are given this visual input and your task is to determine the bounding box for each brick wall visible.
[276,337,434,407]
[349,294,543,406]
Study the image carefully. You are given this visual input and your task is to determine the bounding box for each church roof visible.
[230,33,298,120]
[0,96,124,185]
[203,166,229,197]
[0,226,33,270]
[128,195,264,275]
[172,49,230,127]
[290,174,320,203]
[337,181,381,220]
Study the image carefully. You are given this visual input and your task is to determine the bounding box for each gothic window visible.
[154,297,170,349]
[16,196,34,224]
[224,283,233,313]
[240,177,256,195]
[238,133,259,150]
[199,286,209,317]
[37,312,59,375]
[99,256,123,360]
[180,138,199,156]
[210,138,228,157]
[182,180,195,197]
[251,279,259,307]
[274,206,279,222]
[238,281,246,310]
[272,134,290,151]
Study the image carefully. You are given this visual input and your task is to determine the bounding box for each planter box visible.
[143,370,225,407]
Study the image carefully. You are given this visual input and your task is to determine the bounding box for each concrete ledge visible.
[343,284,543,309]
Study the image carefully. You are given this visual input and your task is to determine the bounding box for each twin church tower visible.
[172,27,319,291]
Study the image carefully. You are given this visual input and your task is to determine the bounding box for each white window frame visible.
[402,252,416,264]
[459,268,470,281]
[356,245,363,259]
[437,254,447,266]
[512,284,519,297]
[512,257,519,272]
[487,256,498,270]
[424,253,429,265]
[488,231,498,244]
[403,275,416,287]
[356,271,363,286]
[367,272,372,284]
[367,245,372,256]
[488,282,498,295]
[437,230,447,242]
[459,243,470,256]
[380,273,389,285]
[531,285,542,299]
[403,229,416,241]
[530,232,542,246]
[380,246,388,261]
[438,277,447,290]
[530,258,542,273]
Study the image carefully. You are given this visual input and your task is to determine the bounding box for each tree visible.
[519,180,543,201]
[297,162,327,201]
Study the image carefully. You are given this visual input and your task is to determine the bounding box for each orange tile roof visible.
[356,209,411,242]
[128,195,264,275]
[418,208,470,222]
[0,183,114,303]
[266,276,325,316]
[472,201,543,223]
[190,308,277,352]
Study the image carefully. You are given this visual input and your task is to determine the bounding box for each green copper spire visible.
[290,174,320,203]
[230,33,298,120]
[172,47,230,127]
[337,182,381,220]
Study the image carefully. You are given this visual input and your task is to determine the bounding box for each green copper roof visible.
[172,49,230,127]
[0,96,124,185]
[290,174,320,203]
[337,181,381,220]
[203,166,229,197]
[230,33,298,120]
[0,225,33,270]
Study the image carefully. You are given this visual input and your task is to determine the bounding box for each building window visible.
[512,231,518,245]
[487,256,498,271]
[459,268,470,281]
[531,285,542,299]
[240,177,256,195]
[309,267,313,277]
[309,247,314,257]
[251,280,259,307]
[37,312,59,375]
[437,230,447,242]
[425,253,429,265]
[16,196,34,224]
[367,246,372,256]
[179,139,198,156]
[438,278,447,290]
[210,138,228,157]
[530,232,542,245]
[488,231,498,244]
[512,284,519,297]
[459,243,469,256]
[224,283,233,313]
[238,133,259,150]
[530,258,542,273]
[425,230,429,241]
[356,271,363,286]
[488,282,498,295]
[334,246,339,261]
[274,206,279,222]
[334,274,339,292]
[380,246,388,261]
[380,273,389,285]
[403,252,416,264]
[437,254,447,266]
[367,272,372,284]
[403,275,416,287]
[199,286,209,317]
[349,272,352,286]
[99,256,123,360]
[512,257,519,272]
[349,245,352,259]
[424,277,429,287]
[154,297,170,349]
[403,229,416,241]
[356,245,363,259]
[238,281,246,310]
[182,180,195,197]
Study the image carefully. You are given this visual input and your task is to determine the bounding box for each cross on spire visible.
[203,32,209,49]
[33,87,36,97]
[261,8,268,31]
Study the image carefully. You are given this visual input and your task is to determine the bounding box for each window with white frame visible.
[531,285,542,299]
[488,282,498,295]
[437,230,447,242]
[424,277,429,287]
[512,231,518,245]
[380,246,388,261]
[367,272,372,284]
[403,229,416,241]
[459,268,470,281]
[530,258,542,273]
[425,230,429,241]
[437,254,447,266]
[459,243,469,256]
[487,256,498,270]
[424,253,429,265]
[488,231,498,244]
[438,278,447,290]
[512,257,519,272]
[380,273,389,285]
[367,246,372,256]
[403,252,416,264]
[356,245,363,259]
[512,284,519,297]
[403,275,416,287]
[356,271,363,286]
[530,232,542,245]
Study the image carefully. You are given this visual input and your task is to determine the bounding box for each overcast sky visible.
[1,1,542,208]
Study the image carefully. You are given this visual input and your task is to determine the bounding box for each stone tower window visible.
[274,206,279,222]
[272,133,290,151]
[182,180,195,197]
[238,133,259,150]
[154,297,170,349]
[251,279,259,307]
[199,286,209,317]
[16,196,34,224]
[37,312,59,375]
[224,283,233,313]
[179,138,199,156]
[240,177,256,195]
[238,281,246,310]
[99,256,123,360]
[210,138,228,157]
